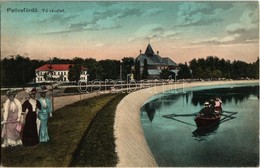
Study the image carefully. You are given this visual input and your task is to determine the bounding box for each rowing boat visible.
[194,114,221,127]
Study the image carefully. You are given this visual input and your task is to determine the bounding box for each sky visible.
[1,1,259,64]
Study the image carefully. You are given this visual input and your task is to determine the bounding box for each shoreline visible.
[114,80,259,167]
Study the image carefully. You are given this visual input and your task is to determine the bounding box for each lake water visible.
[141,83,259,167]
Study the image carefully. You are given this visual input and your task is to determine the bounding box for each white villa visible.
[35,64,88,83]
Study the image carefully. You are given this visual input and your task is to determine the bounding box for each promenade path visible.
[1,90,105,111]
[114,80,259,167]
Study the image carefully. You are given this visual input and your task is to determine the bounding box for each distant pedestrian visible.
[21,88,41,146]
[1,89,23,147]
[38,86,53,142]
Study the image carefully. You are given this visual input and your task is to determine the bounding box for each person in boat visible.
[214,97,222,113]
[209,98,215,111]
[199,102,214,117]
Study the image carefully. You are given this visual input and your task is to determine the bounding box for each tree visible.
[43,73,48,81]
[51,57,71,64]
[1,54,44,87]
[121,57,135,80]
[231,60,248,79]
[134,60,141,81]
[212,69,222,79]
[205,56,219,71]
[73,57,84,64]
[204,68,212,79]
[83,58,102,81]
[99,59,120,80]
[142,58,149,79]
[251,58,259,79]
[68,64,81,83]
[160,69,171,79]
[177,62,191,79]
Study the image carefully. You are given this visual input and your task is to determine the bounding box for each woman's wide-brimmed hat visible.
[39,85,48,93]
[6,89,17,97]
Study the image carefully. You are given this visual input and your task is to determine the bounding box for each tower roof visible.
[144,44,154,56]
[136,43,178,67]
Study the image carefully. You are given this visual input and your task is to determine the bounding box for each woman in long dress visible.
[38,86,53,142]
[1,89,23,147]
[21,88,41,146]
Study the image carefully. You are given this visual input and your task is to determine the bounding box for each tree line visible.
[1,54,259,87]
[179,56,259,80]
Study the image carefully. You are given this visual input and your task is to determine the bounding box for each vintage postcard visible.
[1,0,259,167]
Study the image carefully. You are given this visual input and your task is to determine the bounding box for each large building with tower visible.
[136,43,179,79]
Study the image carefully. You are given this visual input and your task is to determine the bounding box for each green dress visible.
[38,98,52,142]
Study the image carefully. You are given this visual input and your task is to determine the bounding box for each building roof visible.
[36,64,87,71]
[162,57,178,66]
[36,64,73,71]
[145,44,155,56]
[136,44,178,67]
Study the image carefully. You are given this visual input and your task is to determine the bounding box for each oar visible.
[163,115,197,127]
[163,112,198,118]
[219,112,237,123]
[222,110,238,114]
[220,113,236,118]
[220,117,236,124]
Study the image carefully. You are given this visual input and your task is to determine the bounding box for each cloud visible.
[176,2,233,27]
[44,5,145,34]
[39,14,78,25]
[225,10,258,44]
[143,8,163,16]
[226,10,258,34]
[187,3,258,46]
[93,6,143,20]
[191,33,241,45]
[95,1,115,7]
[128,24,179,42]
[95,43,104,47]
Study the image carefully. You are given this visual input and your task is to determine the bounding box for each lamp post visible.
[120,61,122,81]
[48,58,54,111]
[174,73,178,93]
[86,74,89,84]
[169,75,172,85]
[189,69,193,81]
[127,74,131,83]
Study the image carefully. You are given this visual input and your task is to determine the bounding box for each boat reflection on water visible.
[192,123,219,141]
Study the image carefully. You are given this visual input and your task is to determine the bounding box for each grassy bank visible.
[70,93,127,166]
[1,93,126,167]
